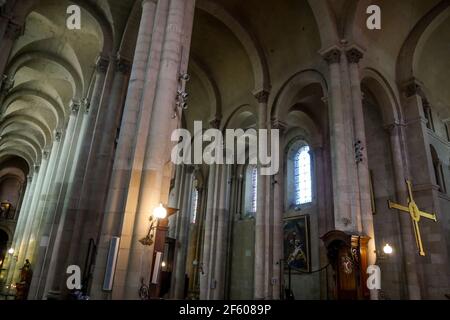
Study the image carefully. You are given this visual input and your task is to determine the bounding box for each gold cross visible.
[388,180,437,256]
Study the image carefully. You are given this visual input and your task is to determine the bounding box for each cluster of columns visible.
[321,45,377,297]
[85,0,197,300]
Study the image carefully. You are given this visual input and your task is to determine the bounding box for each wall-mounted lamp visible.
[8,248,14,255]
[139,204,179,247]
[383,244,393,255]
[376,243,394,260]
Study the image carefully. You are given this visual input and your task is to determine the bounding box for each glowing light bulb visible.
[383,244,393,255]
[153,203,167,219]
[8,248,14,255]
[161,261,166,268]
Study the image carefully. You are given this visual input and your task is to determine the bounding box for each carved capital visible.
[116,58,132,74]
[254,90,270,104]
[209,118,221,129]
[0,74,14,93]
[55,131,62,142]
[323,48,341,65]
[96,56,109,73]
[4,20,22,40]
[70,100,81,115]
[402,79,424,98]
[271,119,288,133]
[346,48,363,64]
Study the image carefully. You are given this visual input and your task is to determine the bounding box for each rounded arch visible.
[12,0,114,55]
[271,69,328,121]
[189,56,222,123]
[361,68,402,126]
[397,1,450,84]
[306,0,340,49]
[221,104,256,131]
[197,0,270,92]
[2,90,65,128]
[0,114,52,146]
[6,51,83,99]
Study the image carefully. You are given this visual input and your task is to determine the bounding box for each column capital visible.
[402,78,425,99]
[346,47,364,64]
[4,19,22,40]
[321,47,341,65]
[209,118,221,129]
[0,74,14,94]
[96,55,110,73]
[54,130,62,142]
[254,90,270,104]
[271,119,288,133]
[383,121,406,135]
[116,57,132,74]
[70,100,81,115]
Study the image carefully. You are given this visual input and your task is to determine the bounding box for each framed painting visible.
[283,215,311,273]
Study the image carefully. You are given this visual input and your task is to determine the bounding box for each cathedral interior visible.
[0,0,449,301]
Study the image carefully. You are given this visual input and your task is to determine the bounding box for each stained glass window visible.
[191,188,199,224]
[294,146,312,205]
[251,166,258,213]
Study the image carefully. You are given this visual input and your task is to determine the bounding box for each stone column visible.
[28,103,83,299]
[254,90,269,300]
[386,123,422,299]
[12,156,50,284]
[346,48,377,275]
[172,165,194,299]
[322,48,353,231]
[94,3,158,296]
[42,56,111,297]
[4,174,34,287]
[200,164,217,299]
[122,0,196,299]
[65,57,131,278]
[111,0,170,299]
[271,120,286,300]
[23,137,62,265]
[212,165,231,300]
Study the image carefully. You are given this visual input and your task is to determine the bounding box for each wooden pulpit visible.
[321,230,370,300]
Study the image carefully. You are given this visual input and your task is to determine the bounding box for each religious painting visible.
[283,215,310,273]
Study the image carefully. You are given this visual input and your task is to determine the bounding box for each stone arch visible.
[397,1,450,84]
[6,51,83,100]
[361,68,402,126]
[0,136,40,164]
[117,0,142,61]
[197,0,270,93]
[12,0,114,55]
[306,0,340,49]
[189,56,222,124]
[0,114,51,148]
[271,69,328,122]
[2,90,65,129]
[0,151,34,171]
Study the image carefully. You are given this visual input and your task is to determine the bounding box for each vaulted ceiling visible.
[0,0,449,172]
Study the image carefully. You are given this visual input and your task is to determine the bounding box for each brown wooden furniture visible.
[321,230,370,300]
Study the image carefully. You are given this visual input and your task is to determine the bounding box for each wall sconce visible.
[139,204,178,246]
[376,243,394,260]
[8,248,14,255]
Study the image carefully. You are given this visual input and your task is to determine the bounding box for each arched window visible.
[430,145,446,193]
[251,166,258,213]
[243,165,258,216]
[286,140,313,209]
[294,146,312,205]
[191,188,199,224]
